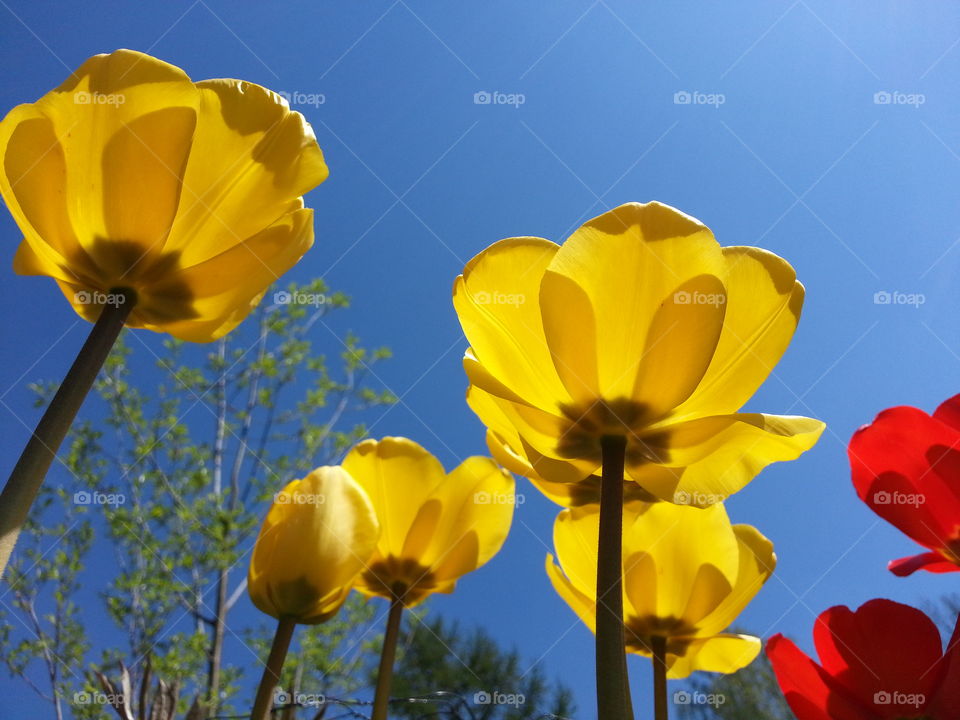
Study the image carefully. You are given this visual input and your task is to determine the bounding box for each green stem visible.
[0,290,135,579]
[652,635,668,720]
[371,590,405,720]
[251,616,296,720]
[596,434,632,720]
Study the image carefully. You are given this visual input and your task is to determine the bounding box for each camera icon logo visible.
[474,91,492,105]
[873,91,892,105]
[673,690,692,705]
[873,290,891,305]
[673,90,692,105]
[473,691,492,705]
[874,690,891,705]
[73,491,92,505]
[274,291,292,305]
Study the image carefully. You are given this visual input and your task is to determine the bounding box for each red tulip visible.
[848,393,960,576]
[767,599,960,719]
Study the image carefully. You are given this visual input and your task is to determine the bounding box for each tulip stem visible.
[371,589,405,720]
[0,290,135,579]
[652,635,668,720]
[251,616,296,720]
[597,434,632,720]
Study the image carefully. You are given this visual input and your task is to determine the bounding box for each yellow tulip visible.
[248,466,379,624]
[0,48,328,342]
[342,437,514,606]
[547,501,774,678]
[454,202,824,505]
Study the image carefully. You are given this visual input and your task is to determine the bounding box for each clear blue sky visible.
[2,1,960,718]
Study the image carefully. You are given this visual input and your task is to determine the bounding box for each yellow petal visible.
[621,503,738,624]
[0,104,84,282]
[633,413,825,504]
[552,506,600,598]
[164,79,328,267]
[31,50,200,267]
[665,634,761,679]
[674,247,804,418]
[341,437,447,560]
[128,205,314,342]
[545,554,597,633]
[248,466,380,624]
[454,238,569,411]
[540,202,726,411]
[698,524,776,636]
[418,456,515,582]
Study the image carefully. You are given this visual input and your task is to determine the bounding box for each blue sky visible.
[2,1,960,718]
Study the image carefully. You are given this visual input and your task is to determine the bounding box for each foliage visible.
[385,613,576,720]
[1,279,396,719]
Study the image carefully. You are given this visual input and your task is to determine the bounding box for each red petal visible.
[849,405,960,549]
[767,634,874,720]
[929,609,960,716]
[813,600,942,716]
[888,552,960,577]
[933,393,960,432]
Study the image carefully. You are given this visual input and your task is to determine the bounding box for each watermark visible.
[274,290,328,307]
[673,690,726,707]
[473,90,526,108]
[74,90,125,106]
[674,289,726,307]
[73,691,125,706]
[873,290,925,308]
[873,91,925,108]
[674,490,723,506]
[474,491,525,506]
[273,689,326,707]
[275,491,326,506]
[74,290,128,308]
[473,290,526,306]
[873,490,925,508]
[673,90,725,108]
[473,690,525,707]
[74,490,126,507]
[874,690,924,707]
[277,90,326,108]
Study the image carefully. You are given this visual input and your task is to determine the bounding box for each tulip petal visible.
[667,634,761,679]
[31,50,200,265]
[633,413,825,504]
[933,393,960,432]
[454,238,569,411]
[127,206,314,341]
[540,202,726,411]
[849,405,960,552]
[813,599,943,713]
[674,246,804,418]
[698,524,776,636]
[415,456,515,582]
[888,551,960,576]
[928,610,960,715]
[552,507,600,598]
[622,503,738,623]
[341,437,447,561]
[545,553,597,633]
[0,104,85,282]
[165,79,328,266]
[248,467,380,624]
[767,635,872,720]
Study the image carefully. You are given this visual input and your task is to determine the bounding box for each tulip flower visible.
[0,48,327,578]
[341,436,514,720]
[848,393,960,577]
[767,599,960,719]
[454,201,822,718]
[547,500,775,717]
[247,466,380,720]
